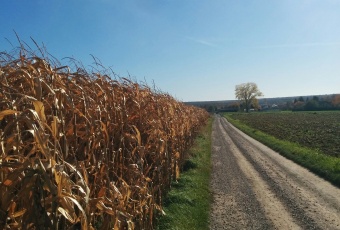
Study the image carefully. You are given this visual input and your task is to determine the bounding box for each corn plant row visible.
[0,48,208,229]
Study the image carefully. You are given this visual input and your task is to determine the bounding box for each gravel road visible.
[209,115,340,230]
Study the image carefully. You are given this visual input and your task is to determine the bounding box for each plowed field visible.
[228,112,340,157]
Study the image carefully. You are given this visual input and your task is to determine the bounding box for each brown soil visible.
[209,115,340,229]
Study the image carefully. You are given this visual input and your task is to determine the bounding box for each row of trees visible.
[234,83,340,112]
[290,95,340,111]
[235,82,340,112]
[200,82,339,113]
[199,83,263,113]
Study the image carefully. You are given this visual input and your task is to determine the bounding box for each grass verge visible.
[224,113,340,187]
[155,117,212,230]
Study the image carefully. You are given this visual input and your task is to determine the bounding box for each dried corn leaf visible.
[0,110,20,121]
[32,100,46,124]
[58,207,75,224]
[10,209,26,218]
[132,125,141,146]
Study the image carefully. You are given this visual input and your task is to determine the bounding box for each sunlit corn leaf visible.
[127,220,135,230]
[32,100,46,124]
[0,110,20,121]
[67,196,88,229]
[132,125,141,146]
[58,206,75,224]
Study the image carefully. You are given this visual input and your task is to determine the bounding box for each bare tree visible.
[235,82,263,112]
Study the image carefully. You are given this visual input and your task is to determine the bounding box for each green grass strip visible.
[224,113,340,187]
[155,118,212,230]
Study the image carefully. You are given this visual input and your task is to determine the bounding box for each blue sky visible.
[1,0,340,101]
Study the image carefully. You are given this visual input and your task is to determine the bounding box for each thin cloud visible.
[185,36,218,47]
[195,39,217,47]
[254,42,340,49]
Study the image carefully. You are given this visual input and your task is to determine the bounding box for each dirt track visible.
[209,115,340,229]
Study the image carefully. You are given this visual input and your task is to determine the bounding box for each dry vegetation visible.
[0,45,208,229]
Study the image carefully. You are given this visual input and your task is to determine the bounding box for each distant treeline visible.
[192,94,340,112]
[290,95,340,111]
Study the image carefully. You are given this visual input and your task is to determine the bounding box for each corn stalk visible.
[0,45,208,229]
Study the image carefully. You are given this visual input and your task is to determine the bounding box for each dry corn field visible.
[0,47,208,229]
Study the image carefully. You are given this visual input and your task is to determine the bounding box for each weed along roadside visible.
[156,118,212,230]
[224,113,340,187]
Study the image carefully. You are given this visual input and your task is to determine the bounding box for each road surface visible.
[209,115,340,229]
